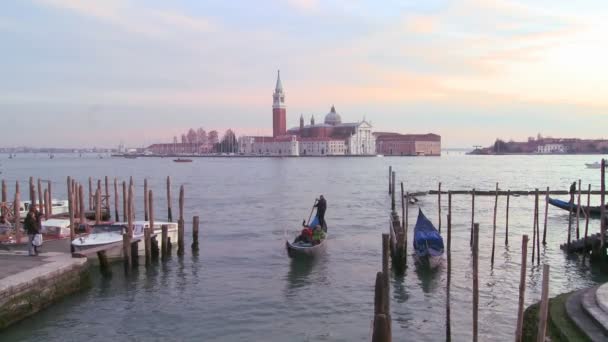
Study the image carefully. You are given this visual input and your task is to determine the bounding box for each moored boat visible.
[413,209,444,269]
[173,158,193,163]
[547,197,607,217]
[72,221,178,259]
[19,199,69,219]
[40,219,73,240]
[585,162,602,169]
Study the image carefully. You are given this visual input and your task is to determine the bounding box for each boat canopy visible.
[413,209,444,257]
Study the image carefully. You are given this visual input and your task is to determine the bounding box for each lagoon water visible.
[1,153,608,341]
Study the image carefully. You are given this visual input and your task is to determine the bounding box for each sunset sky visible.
[1,0,607,148]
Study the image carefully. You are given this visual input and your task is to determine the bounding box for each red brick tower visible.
[272,70,286,137]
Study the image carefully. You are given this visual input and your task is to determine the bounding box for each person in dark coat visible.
[314,195,327,229]
[24,207,39,256]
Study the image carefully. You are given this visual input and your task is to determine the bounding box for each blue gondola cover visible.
[413,209,444,257]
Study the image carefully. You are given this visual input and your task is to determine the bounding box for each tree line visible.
[173,128,238,153]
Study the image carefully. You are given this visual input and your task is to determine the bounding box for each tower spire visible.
[275,69,283,92]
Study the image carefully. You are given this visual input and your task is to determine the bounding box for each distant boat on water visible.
[585,162,603,169]
[173,158,193,163]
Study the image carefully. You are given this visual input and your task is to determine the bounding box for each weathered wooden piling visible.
[446,208,452,341]
[535,189,540,265]
[515,235,529,342]
[13,184,21,243]
[576,179,581,240]
[79,185,85,224]
[122,181,127,222]
[472,223,479,342]
[374,271,387,317]
[391,171,396,212]
[161,224,169,260]
[505,189,510,245]
[470,189,475,247]
[600,159,606,256]
[68,183,75,253]
[491,183,498,266]
[192,215,200,251]
[405,191,409,250]
[438,182,442,232]
[144,178,149,221]
[95,189,101,225]
[145,190,153,266]
[400,183,407,265]
[29,177,35,205]
[388,166,392,195]
[372,271,391,342]
[537,264,550,342]
[47,181,52,216]
[167,176,173,222]
[88,177,93,210]
[37,179,43,214]
[130,239,139,267]
[97,250,111,276]
[584,184,591,249]
[532,190,538,263]
[122,234,132,271]
[1,179,6,216]
[381,233,390,315]
[542,187,549,245]
[114,178,119,222]
[104,176,109,211]
[567,188,573,251]
[43,189,49,219]
[178,185,185,256]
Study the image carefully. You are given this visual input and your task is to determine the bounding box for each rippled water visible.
[1,153,608,341]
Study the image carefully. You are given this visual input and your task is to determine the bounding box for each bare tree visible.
[187,128,197,144]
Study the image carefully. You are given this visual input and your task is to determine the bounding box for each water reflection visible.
[414,262,443,294]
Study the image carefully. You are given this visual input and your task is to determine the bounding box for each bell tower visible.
[272,70,286,137]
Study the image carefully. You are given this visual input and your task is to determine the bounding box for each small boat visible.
[413,209,444,268]
[547,197,607,217]
[173,158,193,163]
[286,215,327,258]
[72,221,178,258]
[585,162,604,169]
[19,199,69,219]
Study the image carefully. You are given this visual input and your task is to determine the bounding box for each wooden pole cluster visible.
[491,183,498,267]
[515,235,529,342]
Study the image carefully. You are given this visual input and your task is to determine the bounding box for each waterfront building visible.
[374,133,441,156]
[537,143,567,154]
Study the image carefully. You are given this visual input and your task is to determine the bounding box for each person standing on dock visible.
[314,195,327,229]
[24,207,39,256]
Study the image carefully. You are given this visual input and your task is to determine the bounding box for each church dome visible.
[324,105,342,125]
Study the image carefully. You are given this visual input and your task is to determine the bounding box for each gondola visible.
[285,214,327,258]
[413,209,444,268]
[173,158,193,163]
[547,197,607,217]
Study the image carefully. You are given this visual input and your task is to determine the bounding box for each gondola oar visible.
[306,199,318,226]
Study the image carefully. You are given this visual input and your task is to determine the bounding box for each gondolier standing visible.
[314,195,327,229]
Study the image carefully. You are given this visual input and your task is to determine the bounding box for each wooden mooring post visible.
[491,182,498,267]
[576,179,581,240]
[391,171,396,212]
[381,233,390,315]
[600,158,606,258]
[37,178,43,215]
[438,182,442,233]
[13,183,21,243]
[122,181,127,222]
[97,250,111,277]
[178,185,185,256]
[145,190,154,266]
[472,223,479,342]
[388,166,392,195]
[404,191,409,260]
[446,205,452,341]
[88,177,93,210]
[584,184,591,250]
[167,176,173,222]
[43,189,49,219]
[372,272,391,342]
[515,235,529,342]
[144,178,149,221]
[535,189,540,265]
[161,224,169,260]
[567,188,574,251]
[537,264,550,342]
[192,215,200,251]
[79,185,85,224]
[1,179,6,216]
[400,182,407,265]
[104,176,109,212]
[47,180,52,216]
[470,189,475,247]
[542,187,549,245]
[95,188,101,224]
[505,189,510,245]
[114,178,119,222]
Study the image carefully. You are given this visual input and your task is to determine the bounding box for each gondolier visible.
[314,195,327,229]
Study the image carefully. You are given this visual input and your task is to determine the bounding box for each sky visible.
[1,0,608,148]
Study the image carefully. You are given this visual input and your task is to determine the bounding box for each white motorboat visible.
[586,162,602,169]
[19,199,69,218]
[71,221,178,259]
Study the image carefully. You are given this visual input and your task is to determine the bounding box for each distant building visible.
[537,144,566,154]
[375,133,441,156]
[147,143,212,154]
